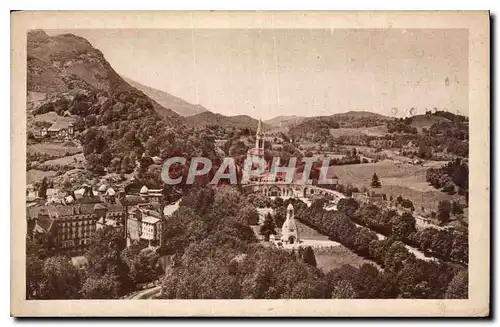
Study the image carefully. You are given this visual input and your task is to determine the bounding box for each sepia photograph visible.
[11,11,490,317]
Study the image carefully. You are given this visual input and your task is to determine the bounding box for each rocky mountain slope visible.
[26,30,214,179]
[27,29,180,120]
[123,77,208,117]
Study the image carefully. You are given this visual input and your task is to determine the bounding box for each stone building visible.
[27,203,98,256]
[280,203,299,245]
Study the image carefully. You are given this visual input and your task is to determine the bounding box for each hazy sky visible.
[46,28,468,120]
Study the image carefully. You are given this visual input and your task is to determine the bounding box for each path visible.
[129,285,162,300]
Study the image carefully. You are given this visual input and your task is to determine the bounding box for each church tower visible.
[255,119,264,150]
[245,118,266,182]
[281,203,299,244]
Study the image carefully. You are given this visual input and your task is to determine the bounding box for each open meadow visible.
[28,141,82,157]
[327,159,461,212]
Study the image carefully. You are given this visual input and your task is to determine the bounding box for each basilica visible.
[245,119,287,183]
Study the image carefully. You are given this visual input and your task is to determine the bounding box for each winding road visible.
[128,285,162,299]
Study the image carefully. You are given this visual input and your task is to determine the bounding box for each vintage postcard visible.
[11,11,490,317]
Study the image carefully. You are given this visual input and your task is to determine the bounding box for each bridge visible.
[241,182,346,201]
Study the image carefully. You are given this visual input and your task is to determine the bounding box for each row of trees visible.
[336,198,468,264]
[158,186,464,299]
[271,198,467,299]
[426,158,469,197]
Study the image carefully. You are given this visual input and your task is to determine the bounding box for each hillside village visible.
[25,30,469,300]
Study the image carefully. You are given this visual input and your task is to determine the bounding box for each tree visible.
[81,274,121,299]
[239,204,260,225]
[331,280,358,299]
[337,198,360,218]
[437,200,452,224]
[84,226,132,297]
[26,252,44,299]
[451,201,464,215]
[273,206,287,227]
[39,256,81,299]
[391,212,416,239]
[38,177,48,199]
[445,270,468,299]
[126,248,159,286]
[371,173,381,188]
[259,213,276,241]
[300,246,317,267]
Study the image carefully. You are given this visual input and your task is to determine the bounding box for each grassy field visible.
[39,153,86,170]
[314,246,373,272]
[295,221,330,241]
[28,142,81,157]
[252,220,373,272]
[27,169,58,184]
[327,159,460,212]
[329,125,388,138]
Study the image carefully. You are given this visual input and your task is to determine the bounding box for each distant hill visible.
[265,115,307,127]
[186,111,268,131]
[388,111,468,135]
[27,29,181,120]
[284,111,394,138]
[123,77,208,117]
[406,114,451,132]
[330,111,394,128]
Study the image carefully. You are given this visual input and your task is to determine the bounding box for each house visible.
[46,122,74,139]
[139,185,163,204]
[401,140,418,154]
[141,214,161,246]
[26,184,39,202]
[126,205,163,247]
[214,139,227,148]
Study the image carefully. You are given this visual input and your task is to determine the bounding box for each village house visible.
[139,185,163,204]
[42,122,74,139]
[214,139,227,148]
[400,140,419,155]
[126,206,162,247]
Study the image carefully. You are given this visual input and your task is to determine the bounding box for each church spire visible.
[255,118,264,150]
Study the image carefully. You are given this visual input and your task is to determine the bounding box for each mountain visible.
[271,111,394,137]
[26,30,214,177]
[264,115,307,127]
[123,77,208,117]
[185,111,268,131]
[27,29,180,120]
[330,111,394,128]
[264,115,307,133]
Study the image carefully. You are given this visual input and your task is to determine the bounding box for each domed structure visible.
[140,185,149,194]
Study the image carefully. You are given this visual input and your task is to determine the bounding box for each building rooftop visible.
[142,215,160,225]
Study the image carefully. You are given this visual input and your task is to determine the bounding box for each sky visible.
[46,28,468,120]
